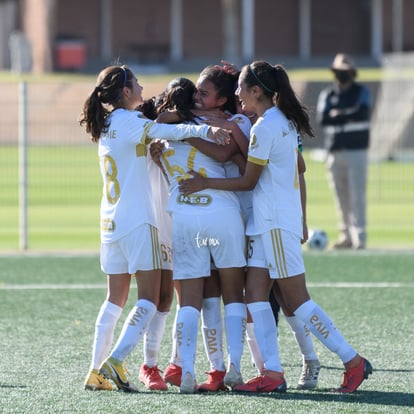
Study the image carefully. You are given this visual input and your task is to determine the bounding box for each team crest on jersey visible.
[250,133,258,149]
[177,194,212,206]
[282,121,295,137]
[233,116,243,124]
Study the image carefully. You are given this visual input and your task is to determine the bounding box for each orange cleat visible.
[164,363,182,387]
[197,369,227,392]
[139,364,168,391]
[335,357,373,393]
[233,373,287,393]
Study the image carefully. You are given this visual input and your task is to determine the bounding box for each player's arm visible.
[298,151,308,243]
[179,160,262,194]
[185,136,239,163]
[155,110,181,124]
[198,114,249,158]
[231,152,247,175]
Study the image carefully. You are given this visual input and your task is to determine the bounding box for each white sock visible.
[246,322,264,373]
[224,302,246,373]
[90,300,122,370]
[143,310,169,367]
[110,299,157,362]
[176,306,200,379]
[169,304,181,366]
[247,301,282,373]
[294,299,357,363]
[201,297,225,371]
[285,315,318,361]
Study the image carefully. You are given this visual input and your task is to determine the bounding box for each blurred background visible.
[0,0,413,251]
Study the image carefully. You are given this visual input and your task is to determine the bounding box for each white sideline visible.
[0,282,413,290]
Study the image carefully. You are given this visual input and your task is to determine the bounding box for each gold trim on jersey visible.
[149,225,162,270]
[270,229,288,278]
[142,121,154,145]
[247,155,268,166]
[136,144,147,157]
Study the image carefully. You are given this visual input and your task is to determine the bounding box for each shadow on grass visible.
[317,364,414,374]
[110,388,414,408]
[232,390,414,408]
[0,383,28,389]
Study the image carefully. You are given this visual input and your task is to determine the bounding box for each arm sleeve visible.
[247,123,273,166]
[144,122,210,143]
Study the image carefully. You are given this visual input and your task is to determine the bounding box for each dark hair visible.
[156,77,196,122]
[241,61,314,137]
[79,65,133,142]
[137,97,158,120]
[198,65,239,114]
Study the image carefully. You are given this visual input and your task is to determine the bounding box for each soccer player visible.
[179,60,373,393]
[155,73,249,394]
[79,64,231,392]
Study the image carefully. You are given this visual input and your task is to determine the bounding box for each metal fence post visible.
[18,81,28,250]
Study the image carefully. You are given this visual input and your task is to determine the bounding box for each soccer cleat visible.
[139,364,168,391]
[180,372,197,394]
[99,357,139,393]
[297,359,321,390]
[84,369,114,391]
[197,369,227,392]
[224,364,243,388]
[233,372,287,393]
[335,357,373,393]
[164,363,182,387]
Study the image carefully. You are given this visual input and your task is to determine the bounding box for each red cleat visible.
[139,364,168,391]
[164,363,182,387]
[197,370,227,392]
[335,357,373,393]
[233,373,287,393]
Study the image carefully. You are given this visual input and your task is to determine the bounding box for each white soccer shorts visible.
[247,228,305,279]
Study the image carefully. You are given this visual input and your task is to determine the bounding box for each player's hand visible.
[301,222,309,244]
[179,171,206,195]
[150,139,165,161]
[208,126,231,145]
[220,60,239,75]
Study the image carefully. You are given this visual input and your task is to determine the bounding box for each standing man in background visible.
[316,53,371,250]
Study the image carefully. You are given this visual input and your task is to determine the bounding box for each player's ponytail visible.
[273,64,314,138]
[80,65,132,142]
[243,61,313,138]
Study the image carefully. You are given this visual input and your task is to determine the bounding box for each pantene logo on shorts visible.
[177,194,212,206]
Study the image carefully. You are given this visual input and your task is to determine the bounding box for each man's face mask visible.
[334,70,353,84]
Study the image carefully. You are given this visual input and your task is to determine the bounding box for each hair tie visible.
[249,64,274,94]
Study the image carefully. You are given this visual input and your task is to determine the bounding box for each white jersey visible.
[98,109,212,243]
[160,139,240,215]
[246,106,302,237]
[146,154,172,245]
[222,113,253,223]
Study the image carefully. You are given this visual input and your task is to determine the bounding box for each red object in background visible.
[55,40,86,70]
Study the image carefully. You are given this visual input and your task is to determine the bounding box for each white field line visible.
[0,282,413,290]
